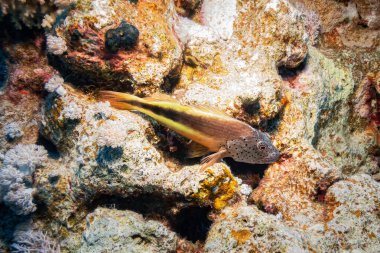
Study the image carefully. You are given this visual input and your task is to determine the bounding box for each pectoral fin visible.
[200,147,228,170]
[186,141,210,158]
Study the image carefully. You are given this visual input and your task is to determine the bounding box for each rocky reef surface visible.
[0,0,379,252]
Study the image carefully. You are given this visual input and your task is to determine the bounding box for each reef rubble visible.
[0,0,379,252]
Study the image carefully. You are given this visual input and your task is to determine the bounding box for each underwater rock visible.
[79,208,177,252]
[205,205,309,252]
[0,0,379,251]
[352,0,380,29]
[3,42,57,94]
[37,86,241,229]
[49,0,183,94]
[173,0,309,127]
[324,174,380,252]
[0,0,75,29]
[207,174,380,253]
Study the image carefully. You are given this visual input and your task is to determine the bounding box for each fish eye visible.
[258,143,267,151]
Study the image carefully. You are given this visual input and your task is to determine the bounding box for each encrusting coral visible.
[0,144,47,216]
[3,122,23,141]
[11,222,61,252]
[0,0,379,252]
[47,0,183,94]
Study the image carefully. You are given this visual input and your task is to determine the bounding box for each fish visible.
[99,91,280,169]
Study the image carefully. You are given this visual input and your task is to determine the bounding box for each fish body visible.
[100,91,280,168]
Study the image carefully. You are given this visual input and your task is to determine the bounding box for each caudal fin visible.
[99,91,142,111]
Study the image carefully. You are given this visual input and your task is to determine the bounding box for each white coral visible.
[46,35,67,55]
[3,122,24,141]
[96,120,129,148]
[85,101,113,121]
[45,74,65,95]
[60,101,82,120]
[3,183,36,215]
[0,166,24,200]
[12,227,61,252]
[3,144,48,175]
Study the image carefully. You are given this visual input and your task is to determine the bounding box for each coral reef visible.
[11,222,61,252]
[0,0,379,252]
[3,144,48,174]
[3,122,24,141]
[78,208,177,252]
[0,0,75,29]
[47,0,183,93]
[0,144,47,215]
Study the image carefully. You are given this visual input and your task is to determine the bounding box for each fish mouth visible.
[267,150,280,162]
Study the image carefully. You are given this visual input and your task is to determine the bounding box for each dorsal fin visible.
[186,141,211,158]
[191,104,229,117]
[144,93,179,103]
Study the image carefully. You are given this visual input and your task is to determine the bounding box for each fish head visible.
[226,129,280,164]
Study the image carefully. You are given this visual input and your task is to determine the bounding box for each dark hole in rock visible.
[128,0,138,3]
[48,174,60,185]
[88,194,212,243]
[170,206,212,243]
[70,29,82,42]
[37,133,60,159]
[242,100,260,115]
[254,200,279,215]
[175,0,202,19]
[315,187,327,203]
[161,65,182,93]
[258,112,282,133]
[277,55,308,80]
[96,146,123,167]
[0,48,8,90]
[224,157,268,189]
[0,204,30,247]
[0,16,43,43]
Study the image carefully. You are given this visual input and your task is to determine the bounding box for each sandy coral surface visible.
[0,0,379,252]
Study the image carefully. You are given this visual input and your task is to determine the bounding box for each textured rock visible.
[37,85,240,226]
[206,205,309,252]
[207,175,380,252]
[1,0,379,251]
[79,208,177,253]
[174,0,308,128]
[0,0,75,29]
[50,0,183,94]
[324,174,380,252]
[353,0,380,29]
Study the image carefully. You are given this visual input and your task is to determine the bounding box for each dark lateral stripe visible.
[124,99,218,134]
[125,99,184,123]
[122,99,247,140]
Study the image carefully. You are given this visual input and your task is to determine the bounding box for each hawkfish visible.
[99,91,280,169]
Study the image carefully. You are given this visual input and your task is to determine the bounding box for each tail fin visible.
[99,91,143,111]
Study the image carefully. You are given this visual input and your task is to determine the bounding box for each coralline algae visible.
[0,0,379,252]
